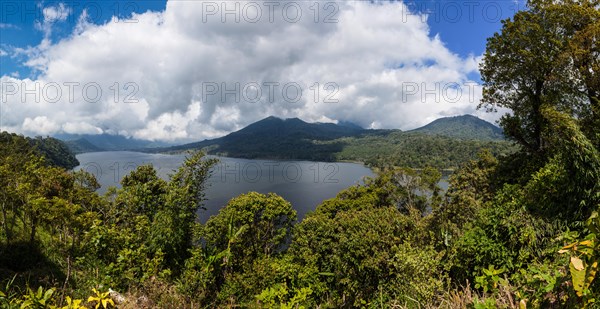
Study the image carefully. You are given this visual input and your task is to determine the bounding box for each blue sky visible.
[1,0,167,77]
[411,0,524,54]
[0,0,523,141]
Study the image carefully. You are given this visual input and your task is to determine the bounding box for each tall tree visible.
[479,0,600,153]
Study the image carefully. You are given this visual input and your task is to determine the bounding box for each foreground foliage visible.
[1,0,599,307]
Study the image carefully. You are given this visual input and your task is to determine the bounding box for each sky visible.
[0,0,524,142]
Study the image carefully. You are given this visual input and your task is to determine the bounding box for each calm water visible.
[75,151,374,222]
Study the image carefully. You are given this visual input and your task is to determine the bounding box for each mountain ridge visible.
[138,115,509,163]
[60,115,505,160]
[56,133,172,154]
[409,114,504,141]
[149,116,367,161]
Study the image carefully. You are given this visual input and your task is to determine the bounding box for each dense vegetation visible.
[0,132,79,170]
[332,131,516,169]
[63,139,102,154]
[1,0,599,308]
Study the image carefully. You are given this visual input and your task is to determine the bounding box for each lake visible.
[75,151,375,222]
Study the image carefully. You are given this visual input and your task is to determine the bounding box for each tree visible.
[549,0,600,143]
[79,152,217,288]
[468,1,600,303]
[187,192,296,304]
[0,133,41,243]
[160,152,218,270]
[479,0,600,154]
[203,192,296,270]
[432,150,498,243]
[289,174,445,307]
[115,164,168,221]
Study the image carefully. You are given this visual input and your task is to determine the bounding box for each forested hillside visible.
[151,116,514,169]
[409,114,505,140]
[0,0,598,308]
[63,138,103,154]
[332,131,515,169]
[151,116,365,161]
[0,132,79,169]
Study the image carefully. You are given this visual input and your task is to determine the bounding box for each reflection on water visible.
[75,151,375,222]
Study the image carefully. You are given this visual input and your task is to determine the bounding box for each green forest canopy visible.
[0,0,599,308]
[0,132,79,170]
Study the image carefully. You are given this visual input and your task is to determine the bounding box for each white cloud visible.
[22,116,61,135]
[134,101,202,141]
[43,3,71,23]
[1,0,501,142]
[35,2,72,38]
[62,122,103,135]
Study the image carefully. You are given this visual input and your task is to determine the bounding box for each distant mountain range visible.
[55,133,172,154]
[409,114,504,140]
[59,115,507,166]
[141,115,507,164]
[146,116,367,160]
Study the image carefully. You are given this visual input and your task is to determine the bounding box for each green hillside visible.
[410,114,504,140]
[332,131,516,169]
[64,138,103,154]
[0,132,79,169]
[152,116,514,169]
[153,116,366,161]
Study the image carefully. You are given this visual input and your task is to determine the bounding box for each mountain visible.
[337,120,364,130]
[227,116,364,140]
[409,115,504,140]
[144,115,515,168]
[60,115,503,156]
[56,134,171,153]
[63,138,103,154]
[151,116,367,161]
[148,115,513,165]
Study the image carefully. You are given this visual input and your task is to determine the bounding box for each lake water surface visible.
[75,151,375,221]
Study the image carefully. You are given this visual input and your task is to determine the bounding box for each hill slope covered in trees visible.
[410,114,505,140]
[0,132,79,169]
[149,115,515,168]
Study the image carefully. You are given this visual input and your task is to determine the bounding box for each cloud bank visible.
[0,0,497,142]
